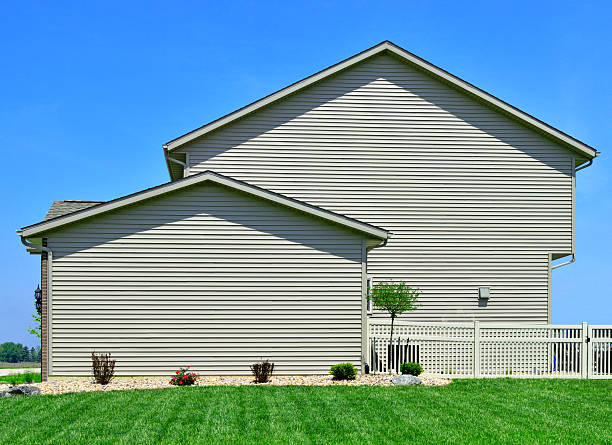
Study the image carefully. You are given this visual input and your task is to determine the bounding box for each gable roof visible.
[164,40,598,174]
[45,200,106,220]
[18,170,389,240]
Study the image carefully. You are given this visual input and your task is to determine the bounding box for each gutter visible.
[19,234,52,258]
[552,253,575,270]
[163,145,187,180]
[575,158,594,172]
[367,233,391,253]
[552,155,598,271]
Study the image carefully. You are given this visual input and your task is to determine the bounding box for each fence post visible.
[581,322,588,379]
[474,321,480,378]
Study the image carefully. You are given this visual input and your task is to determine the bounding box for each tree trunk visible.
[389,315,396,372]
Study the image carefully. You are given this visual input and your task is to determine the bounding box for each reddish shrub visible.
[170,366,198,386]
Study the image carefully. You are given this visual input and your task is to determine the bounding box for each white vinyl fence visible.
[367,321,612,379]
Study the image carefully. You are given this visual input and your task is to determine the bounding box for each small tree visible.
[27,315,41,339]
[371,281,420,345]
[28,285,42,339]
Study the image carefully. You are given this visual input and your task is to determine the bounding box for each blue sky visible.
[1,1,610,346]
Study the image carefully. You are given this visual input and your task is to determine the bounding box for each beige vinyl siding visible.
[179,54,574,323]
[46,183,365,376]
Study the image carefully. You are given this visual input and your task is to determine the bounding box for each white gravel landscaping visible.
[0,374,450,395]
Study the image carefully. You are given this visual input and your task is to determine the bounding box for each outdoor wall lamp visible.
[478,287,490,300]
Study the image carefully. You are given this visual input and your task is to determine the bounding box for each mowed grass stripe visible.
[0,379,610,444]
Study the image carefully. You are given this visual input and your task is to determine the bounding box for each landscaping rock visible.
[1,385,41,397]
[392,375,421,386]
[0,374,449,395]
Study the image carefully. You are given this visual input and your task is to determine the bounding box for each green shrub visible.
[1,374,20,386]
[400,362,423,376]
[329,363,357,380]
[0,372,42,386]
[24,372,34,383]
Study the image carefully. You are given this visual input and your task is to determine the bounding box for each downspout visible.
[362,233,391,373]
[366,233,391,253]
[365,235,391,304]
[20,235,52,260]
[551,253,575,270]
[365,233,392,290]
[574,159,593,172]
[20,236,52,280]
[20,235,52,379]
[552,156,596,271]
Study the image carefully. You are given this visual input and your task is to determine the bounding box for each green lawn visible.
[0,372,41,385]
[0,379,610,444]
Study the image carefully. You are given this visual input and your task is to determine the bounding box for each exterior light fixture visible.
[478,287,490,300]
[35,285,42,315]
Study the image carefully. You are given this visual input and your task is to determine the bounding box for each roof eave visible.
[164,42,391,152]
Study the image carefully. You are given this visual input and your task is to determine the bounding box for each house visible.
[18,41,598,379]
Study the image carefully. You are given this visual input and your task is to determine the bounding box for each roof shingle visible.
[45,201,106,221]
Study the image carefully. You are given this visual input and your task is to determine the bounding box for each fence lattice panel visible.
[367,320,611,379]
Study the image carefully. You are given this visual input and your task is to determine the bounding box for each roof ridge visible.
[59,200,107,203]
[163,40,597,175]
[21,170,389,241]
